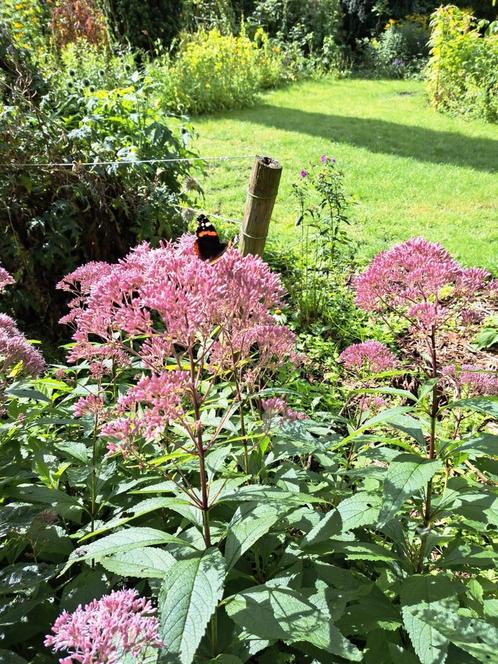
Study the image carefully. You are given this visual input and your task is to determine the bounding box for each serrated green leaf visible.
[337,492,382,531]
[301,510,341,547]
[355,386,418,402]
[332,540,397,561]
[62,527,191,574]
[159,548,226,664]
[5,386,51,403]
[206,445,231,481]
[447,398,498,417]
[408,597,498,663]
[472,326,498,351]
[225,585,362,661]
[100,547,176,578]
[302,492,381,548]
[343,406,413,443]
[386,413,427,446]
[131,481,177,494]
[401,575,462,664]
[0,563,54,595]
[225,502,281,570]
[220,486,324,505]
[80,497,197,539]
[55,441,89,463]
[451,434,498,459]
[341,595,402,634]
[379,454,442,525]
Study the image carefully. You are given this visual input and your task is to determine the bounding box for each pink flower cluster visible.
[339,341,398,373]
[0,267,15,292]
[45,589,162,664]
[58,239,297,444]
[261,397,307,422]
[444,364,498,396]
[0,315,45,377]
[0,266,44,377]
[461,366,498,395]
[354,238,490,329]
[73,394,105,417]
[358,395,387,412]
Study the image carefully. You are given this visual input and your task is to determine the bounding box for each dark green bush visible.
[341,0,497,48]
[105,0,184,50]
[362,14,430,77]
[0,35,197,339]
[249,0,343,52]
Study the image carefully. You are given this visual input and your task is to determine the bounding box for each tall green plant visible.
[291,155,362,344]
[427,5,498,122]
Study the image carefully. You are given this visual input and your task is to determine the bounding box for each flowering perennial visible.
[444,364,498,396]
[353,237,489,329]
[58,238,296,447]
[339,341,398,373]
[0,266,44,378]
[0,267,15,292]
[261,397,307,423]
[45,589,162,664]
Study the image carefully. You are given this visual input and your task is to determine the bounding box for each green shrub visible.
[376,15,430,73]
[427,5,498,122]
[46,41,138,105]
[106,0,183,50]
[357,14,431,77]
[181,0,237,32]
[0,0,50,55]
[0,39,197,339]
[149,27,287,114]
[249,0,343,52]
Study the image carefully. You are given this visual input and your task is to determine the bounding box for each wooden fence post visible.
[239,156,282,257]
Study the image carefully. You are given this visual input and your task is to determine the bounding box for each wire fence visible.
[0,154,255,169]
[0,152,257,227]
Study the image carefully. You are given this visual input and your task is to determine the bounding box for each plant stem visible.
[189,348,211,548]
[91,416,98,534]
[417,327,439,572]
[234,374,249,474]
[210,612,218,657]
[198,447,211,548]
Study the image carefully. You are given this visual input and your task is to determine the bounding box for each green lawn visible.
[194,77,498,271]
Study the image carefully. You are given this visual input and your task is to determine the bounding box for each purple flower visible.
[339,341,398,373]
[300,169,308,178]
[45,589,163,664]
[0,314,44,377]
[320,155,328,163]
[460,365,498,396]
[0,266,14,293]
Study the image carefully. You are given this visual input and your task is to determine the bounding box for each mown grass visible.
[194,77,498,271]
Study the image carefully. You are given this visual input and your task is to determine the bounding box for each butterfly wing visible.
[195,215,228,263]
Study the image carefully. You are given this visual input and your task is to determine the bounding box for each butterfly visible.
[194,214,229,264]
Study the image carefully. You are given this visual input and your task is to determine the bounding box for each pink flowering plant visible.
[333,238,498,583]
[3,233,498,664]
[45,589,162,664]
[0,266,44,384]
[57,238,298,546]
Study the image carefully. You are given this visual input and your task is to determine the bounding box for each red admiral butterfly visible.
[194,214,229,264]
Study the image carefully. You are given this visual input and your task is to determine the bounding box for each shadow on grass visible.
[239,105,498,173]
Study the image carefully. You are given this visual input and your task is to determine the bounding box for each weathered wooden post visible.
[239,156,282,257]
